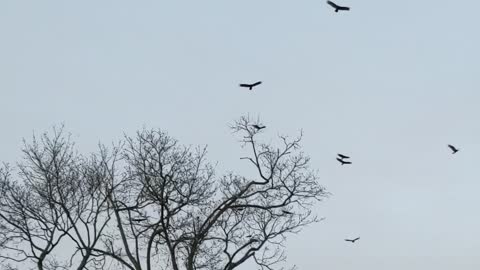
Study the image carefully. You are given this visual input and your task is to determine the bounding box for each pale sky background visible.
[1,1,480,269]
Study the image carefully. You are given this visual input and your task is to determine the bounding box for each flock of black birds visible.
[238,1,462,246]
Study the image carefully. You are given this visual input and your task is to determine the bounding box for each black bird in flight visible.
[345,237,360,243]
[239,81,262,90]
[327,1,350,12]
[336,157,352,165]
[252,125,266,130]
[448,144,459,154]
[337,153,350,160]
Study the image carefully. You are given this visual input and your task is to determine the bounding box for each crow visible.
[336,157,352,165]
[282,210,294,215]
[239,81,262,90]
[327,1,350,12]
[252,125,266,130]
[337,153,350,159]
[448,144,459,154]
[345,237,360,243]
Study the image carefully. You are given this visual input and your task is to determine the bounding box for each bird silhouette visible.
[345,237,360,243]
[448,144,459,154]
[252,125,266,130]
[327,1,350,12]
[336,157,352,165]
[337,153,350,159]
[239,81,262,90]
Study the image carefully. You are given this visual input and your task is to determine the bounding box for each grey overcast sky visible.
[1,0,479,269]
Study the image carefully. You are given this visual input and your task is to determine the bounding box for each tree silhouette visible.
[0,116,327,270]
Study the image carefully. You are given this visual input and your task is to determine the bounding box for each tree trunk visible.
[76,249,92,270]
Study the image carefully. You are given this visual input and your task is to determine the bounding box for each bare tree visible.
[0,116,327,270]
[0,129,74,270]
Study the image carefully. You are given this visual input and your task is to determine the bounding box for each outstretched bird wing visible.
[252,81,262,87]
[448,144,457,151]
[239,83,251,88]
[353,237,360,241]
[336,157,344,163]
[327,1,339,8]
[338,154,350,159]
